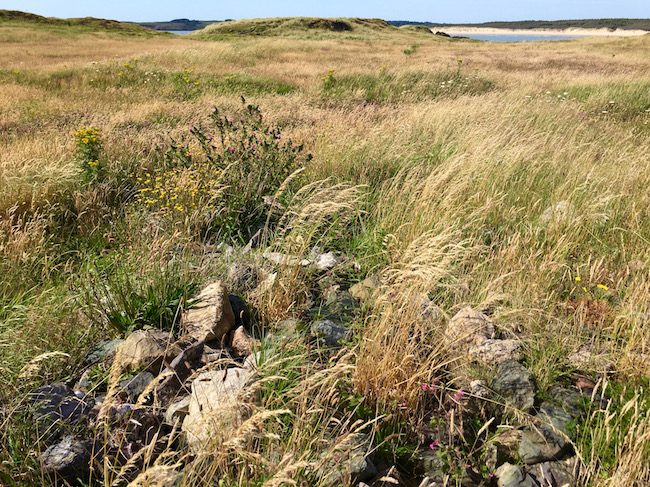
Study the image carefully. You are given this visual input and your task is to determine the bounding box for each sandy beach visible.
[436,26,649,37]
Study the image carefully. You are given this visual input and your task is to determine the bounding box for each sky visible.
[1,0,648,23]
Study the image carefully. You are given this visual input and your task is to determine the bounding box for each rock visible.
[495,463,537,487]
[29,384,93,429]
[317,289,360,322]
[519,403,573,465]
[118,371,155,403]
[568,348,613,374]
[86,338,124,365]
[350,275,381,302]
[540,201,574,226]
[182,367,253,449]
[485,429,522,471]
[313,251,342,272]
[445,307,495,349]
[128,465,181,487]
[311,319,351,347]
[229,294,252,329]
[470,338,522,365]
[491,360,536,412]
[319,433,378,485]
[228,262,259,291]
[470,379,491,400]
[115,329,178,374]
[165,396,191,425]
[230,326,258,358]
[41,435,91,475]
[547,386,587,418]
[530,456,579,487]
[415,450,447,484]
[182,282,235,342]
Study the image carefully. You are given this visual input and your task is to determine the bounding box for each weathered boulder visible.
[230,326,258,358]
[529,456,579,487]
[349,275,381,302]
[318,433,378,486]
[519,403,573,465]
[182,367,252,450]
[86,338,124,365]
[41,436,92,476]
[445,307,520,365]
[445,307,495,348]
[118,371,155,403]
[29,384,93,430]
[491,360,536,412]
[470,338,522,365]
[495,463,537,487]
[311,319,351,347]
[182,282,236,342]
[114,329,178,374]
[165,396,191,425]
[485,429,522,470]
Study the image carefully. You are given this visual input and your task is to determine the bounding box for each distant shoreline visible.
[436,26,649,37]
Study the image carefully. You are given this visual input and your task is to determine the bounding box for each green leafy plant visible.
[79,258,198,335]
[73,126,103,181]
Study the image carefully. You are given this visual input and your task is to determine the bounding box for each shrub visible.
[135,101,311,240]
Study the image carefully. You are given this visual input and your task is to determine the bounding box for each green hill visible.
[193,17,400,39]
[0,10,163,36]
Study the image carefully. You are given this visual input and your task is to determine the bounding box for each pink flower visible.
[429,439,440,450]
[421,383,429,391]
[452,389,465,403]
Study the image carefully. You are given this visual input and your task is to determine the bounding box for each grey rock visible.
[530,456,579,487]
[86,339,124,365]
[470,338,522,366]
[118,371,155,403]
[313,251,342,272]
[41,435,91,474]
[228,262,259,292]
[164,396,191,425]
[492,360,536,412]
[519,403,573,465]
[319,433,377,485]
[495,463,537,487]
[445,307,495,349]
[182,367,253,450]
[311,319,351,347]
[30,384,93,428]
[114,329,179,374]
[349,275,381,302]
[182,281,236,342]
[485,429,522,470]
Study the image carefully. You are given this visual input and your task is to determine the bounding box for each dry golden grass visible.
[2,21,650,486]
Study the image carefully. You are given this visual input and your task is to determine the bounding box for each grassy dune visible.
[1,13,650,486]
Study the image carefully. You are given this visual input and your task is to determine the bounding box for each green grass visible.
[321,69,494,104]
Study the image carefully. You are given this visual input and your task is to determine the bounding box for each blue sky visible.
[2,0,648,23]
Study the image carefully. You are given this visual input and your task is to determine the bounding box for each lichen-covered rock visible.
[182,367,252,450]
[349,275,381,302]
[311,319,351,347]
[470,338,522,365]
[41,436,91,475]
[491,360,536,412]
[445,307,495,349]
[519,403,573,465]
[114,329,178,374]
[182,281,235,342]
[86,338,123,365]
[495,463,537,487]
